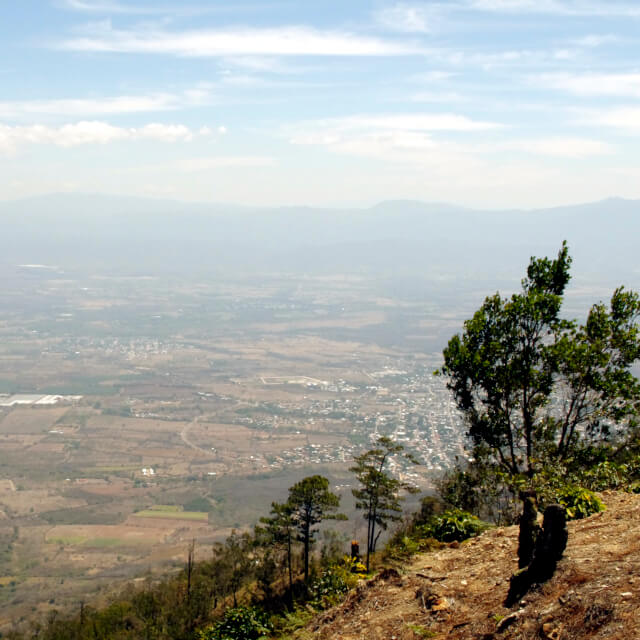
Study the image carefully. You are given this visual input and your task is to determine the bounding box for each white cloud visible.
[286,113,502,167]
[0,89,214,121]
[0,121,208,152]
[500,137,615,157]
[409,91,467,103]
[570,34,620,47]
[219,56,317,75]
[374,5,431,33]
[293,113,502,136]
[288,116,611,163]
[536,72,640,97]
[465,0,640,17]
[59,0,161,13]
[137,123,194,142]
[174,156,276,171]
[57,0,263,16]
[59,25,423,57]
[582,108,640,132]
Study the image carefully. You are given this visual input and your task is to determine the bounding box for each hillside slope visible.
[307,492,640,639]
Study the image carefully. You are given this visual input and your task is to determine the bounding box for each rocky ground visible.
[305,491,640,639]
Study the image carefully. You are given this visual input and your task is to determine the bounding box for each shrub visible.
[197,606,271,640]
[423,509,490,543]
[308,565,351,609]
[555,486,605,520]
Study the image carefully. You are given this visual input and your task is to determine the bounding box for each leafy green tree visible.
[212,530,253,608]
[256,501,297,601]
[441,242,640,498]
[350,436,418,571]
[287,475,345,581]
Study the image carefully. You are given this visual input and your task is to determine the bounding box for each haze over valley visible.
[0,192,637,627]
[2,0,640,633]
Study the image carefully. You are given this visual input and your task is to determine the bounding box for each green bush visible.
[308,565,351,608]
[555,485,605,520]
[197,606,271,640]
[423,509,490,543]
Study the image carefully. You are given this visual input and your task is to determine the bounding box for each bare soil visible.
[308,491,640,640]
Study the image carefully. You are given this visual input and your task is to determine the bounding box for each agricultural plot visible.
[132,505,208,521]
[46,523,174,547]
[0,407,69,434]
[0,269,467,631]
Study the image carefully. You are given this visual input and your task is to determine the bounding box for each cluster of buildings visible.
[232,360,467,479]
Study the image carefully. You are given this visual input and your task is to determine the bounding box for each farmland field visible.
[0,267,471,631]
[133,509,208,521]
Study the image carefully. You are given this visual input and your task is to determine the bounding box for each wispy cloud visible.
[0,120,211,153]
[374,4,432,33]
[409,91,467,104]
[286,113,502,166]
[465,0,640,17]
[219,56,320,76]
[173,156,276,171]
[536,72,640,97]
[58,24,423,57]
[57,0,275,16]
[0,91,214,120]
[292,113,502,135]
[58,0,164,14]
[569,34,621,47]
[288,115,610,162]
[498,137,615,157]
[581,108,640,132]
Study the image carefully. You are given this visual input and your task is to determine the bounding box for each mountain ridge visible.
[1,193,638,286]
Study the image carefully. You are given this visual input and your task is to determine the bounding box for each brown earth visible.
[307,491,640,640]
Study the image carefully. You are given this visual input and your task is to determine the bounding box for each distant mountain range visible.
[1,193,638,287]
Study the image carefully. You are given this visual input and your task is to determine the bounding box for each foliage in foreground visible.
[350,436,418,571]
[440,242,640,500]
[555,486,605,520]
[422,508,491,542]
[197,606,271,640]
[384,497,491,560]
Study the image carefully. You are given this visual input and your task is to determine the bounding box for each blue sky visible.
[2,0,640,208]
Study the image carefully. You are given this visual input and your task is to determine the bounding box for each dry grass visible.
[307,492,640,640]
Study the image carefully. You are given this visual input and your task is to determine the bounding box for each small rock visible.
[541,623,563,639]
[620,592,633,598]
[431,597,449,611]
[460,580,468,586]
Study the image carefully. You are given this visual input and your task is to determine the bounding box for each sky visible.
[1,0,640,208]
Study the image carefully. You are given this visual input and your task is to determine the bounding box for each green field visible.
[86,537,143,548]
[133,510,208,521]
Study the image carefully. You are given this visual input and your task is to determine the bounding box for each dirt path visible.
[179,417,214,457]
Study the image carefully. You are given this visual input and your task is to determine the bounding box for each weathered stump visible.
[517,491,541,569]
[506,504,568,606]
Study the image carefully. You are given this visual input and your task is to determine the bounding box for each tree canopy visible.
[441,242,640,489]
[287,475,344,581]
[350,436,417,571]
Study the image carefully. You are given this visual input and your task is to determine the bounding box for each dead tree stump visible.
[506,504,568,606]
[517,490,541,569]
